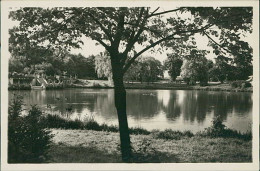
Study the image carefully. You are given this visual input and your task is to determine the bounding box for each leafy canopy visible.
[9,7,253,76]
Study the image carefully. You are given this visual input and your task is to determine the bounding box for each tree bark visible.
[110,55,132,162]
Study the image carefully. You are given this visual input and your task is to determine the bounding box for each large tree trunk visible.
[110,56,132,162]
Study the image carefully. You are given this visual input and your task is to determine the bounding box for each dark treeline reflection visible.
[9,89,252,131]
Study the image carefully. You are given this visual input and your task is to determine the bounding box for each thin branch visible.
[150,7,160,16]
[124,22,163,37]
[123,23,213,73]
[121,8,148,61]
[148,8,183,17]
[93,38,110,51]
[203,31,233,54]
[85,11,113,42]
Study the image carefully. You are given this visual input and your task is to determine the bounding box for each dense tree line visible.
[94,53,164,84]
[164,47,252,85]
[9,47,98,79]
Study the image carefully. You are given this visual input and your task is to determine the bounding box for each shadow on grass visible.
[47,144,121,163]
[47,144,179,163]
[131,151,180,163]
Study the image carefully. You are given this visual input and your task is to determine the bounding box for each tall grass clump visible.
[8,95,53,163]
[42,114,84,129]
[200,116,252,141]
[129,127,150,135]
[152,129,193,140]
[41,114,151,134]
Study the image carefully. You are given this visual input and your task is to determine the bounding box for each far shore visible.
[9,80,253,92]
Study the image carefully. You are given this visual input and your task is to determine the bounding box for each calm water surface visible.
[9,89,252,133]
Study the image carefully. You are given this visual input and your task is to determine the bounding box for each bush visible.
[230,80,251,89]
[241,82,252,89]
[42,114,84,129]
[200,116,252,141]
[230,81,242,88]
[129,127,150,135]
[92,82,102,88]
[8,96,53,163]
[85,120,102,130]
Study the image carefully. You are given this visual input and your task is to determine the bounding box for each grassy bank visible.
[9,111,252,163]
[70,80,252,92]
[191,83,253,92]
[42,114,252,141]
[9,80,253,92]
[48,129,252,163]
[41,114,252,163]
[126,82,253,92]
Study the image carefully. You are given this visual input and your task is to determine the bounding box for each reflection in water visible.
[9,89,252,133]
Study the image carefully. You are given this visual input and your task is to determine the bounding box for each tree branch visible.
[123,23,213,73]
[124,22,163,38]
[150,7,160,16]
[93,38,110,51]
[85,11,113,42]
[122,8,149,59]
[148,8,183,17]
[203,31,233,54]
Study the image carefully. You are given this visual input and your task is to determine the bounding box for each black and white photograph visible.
[1,0,259,170]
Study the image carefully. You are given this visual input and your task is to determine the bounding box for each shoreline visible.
[9,85,253,92]
[8,79,253,92]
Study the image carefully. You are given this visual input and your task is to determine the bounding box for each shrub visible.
[85,120,102,130]
[200,116,252,141]
[129,127,150,135]
[92,82,102,88]
[8,96,53,163]
[42,114,84,129]
[241,82,252,89]
[230,81,242,88]
[100,123,118,132]
[230,80,251,89]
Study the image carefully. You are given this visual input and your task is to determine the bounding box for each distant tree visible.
[34,62,55,76]
[123,60,141,83]
[139,57,163,84]
[181,49,209,86]
[164,55,183,81]
[95,51,113,84]
[85,55,98,79]
[206,60,214,70]
[209,55,231,83]
[9,57,25,73]
[65,54,97,79]
[209,67,224,82]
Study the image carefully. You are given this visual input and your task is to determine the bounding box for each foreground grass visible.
[47,129,252,163]
[43,115,252,163]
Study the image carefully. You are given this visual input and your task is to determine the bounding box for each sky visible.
[70,33,214,63]
[70,29,253,63]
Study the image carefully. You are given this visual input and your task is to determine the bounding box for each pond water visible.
[9,89,252,133]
